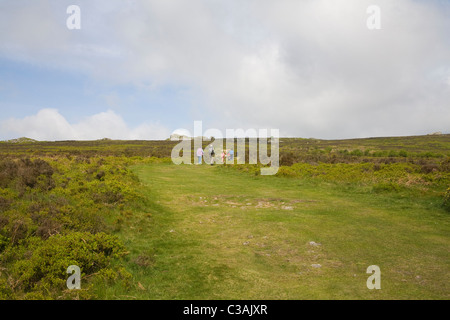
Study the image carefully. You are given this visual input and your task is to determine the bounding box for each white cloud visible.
[0,0,449,138]
[0,109,170,141]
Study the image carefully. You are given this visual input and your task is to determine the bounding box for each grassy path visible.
[101,163,449,299]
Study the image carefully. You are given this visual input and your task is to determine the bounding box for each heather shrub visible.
[0,158,55,192]
[280,152,295,166]
[0,160,18,188]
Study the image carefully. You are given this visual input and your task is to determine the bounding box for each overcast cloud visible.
[0,0,449,140]
[0,108,170,140]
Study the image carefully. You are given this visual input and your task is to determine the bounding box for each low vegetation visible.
[0,134,448,299]
[0,154,165,299]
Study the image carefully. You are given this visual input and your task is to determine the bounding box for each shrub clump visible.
[0,156,147,299]
[4,232,127,299]
[0,158,55,192]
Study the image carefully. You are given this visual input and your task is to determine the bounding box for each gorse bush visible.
[0,155,151,299]
[274,161,449,188]
[11,232,126,295]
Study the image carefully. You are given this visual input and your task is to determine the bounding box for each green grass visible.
[1,134,448,299]
[97,162,449,300]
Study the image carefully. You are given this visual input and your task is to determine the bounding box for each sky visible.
[0,0,449,141]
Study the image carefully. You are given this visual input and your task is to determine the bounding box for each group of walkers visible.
[196,146,234,165]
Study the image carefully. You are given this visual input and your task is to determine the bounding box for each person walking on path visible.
[196,147,204,164]
[209,145,215,165]
[228,148,234,162]
[221,149,227,163]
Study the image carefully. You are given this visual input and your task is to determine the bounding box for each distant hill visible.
[169,134,212,141]
[169,133,191,141]
[4,137,38,143]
